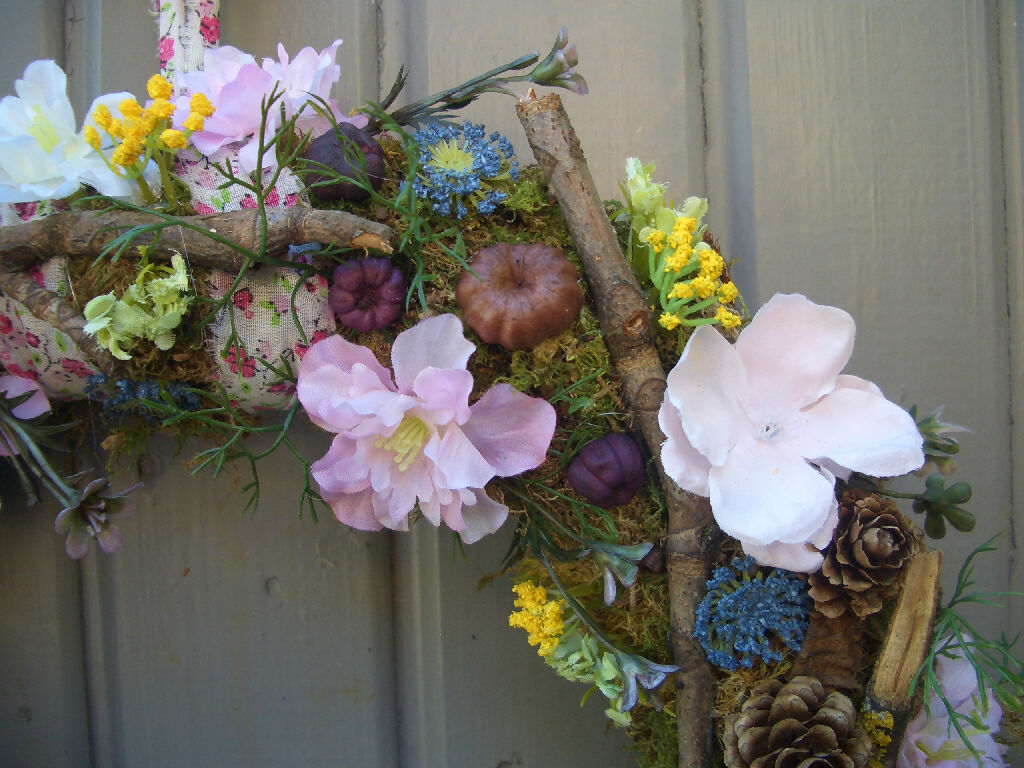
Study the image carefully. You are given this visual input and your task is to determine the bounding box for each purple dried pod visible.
[304,123,387,202]
[567,432,646,508]
[329,257,406,332]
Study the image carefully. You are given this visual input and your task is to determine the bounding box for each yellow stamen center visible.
[27,106,61,153]
[374,416,429,471]
[429,139,475,173]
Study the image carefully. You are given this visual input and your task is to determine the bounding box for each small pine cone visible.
[808,490,921,618]
[722,676,872,768]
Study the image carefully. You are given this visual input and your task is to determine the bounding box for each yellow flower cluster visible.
[86,74,215,174]
[508,581,565,658]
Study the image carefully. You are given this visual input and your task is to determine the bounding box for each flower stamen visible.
[375,416,429,471]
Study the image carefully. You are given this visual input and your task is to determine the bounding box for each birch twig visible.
[0,207,396,271]
[516,92,717,768]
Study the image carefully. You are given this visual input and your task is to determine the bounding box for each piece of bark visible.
[0,270,116,375]
[0,207,396,271]
[516,92,717,768]
[865,550,943,768]
[791,611,864,694]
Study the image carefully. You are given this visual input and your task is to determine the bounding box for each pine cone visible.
[722,676,871,768]
[808,490,921,618]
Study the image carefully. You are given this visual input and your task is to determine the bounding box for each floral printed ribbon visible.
[155,0,221,92]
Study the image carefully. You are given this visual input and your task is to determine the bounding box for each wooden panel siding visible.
[0,2,1020,766]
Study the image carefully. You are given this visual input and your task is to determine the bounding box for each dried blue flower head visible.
[412,121,519,219]
[695,555,811,671]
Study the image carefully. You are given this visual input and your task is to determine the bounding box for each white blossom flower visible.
[658,293,924,572]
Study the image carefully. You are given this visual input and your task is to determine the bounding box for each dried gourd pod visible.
[304,124,386,202]
[566,433,646,508]
[455,242,584,350]
[329,257,406,332]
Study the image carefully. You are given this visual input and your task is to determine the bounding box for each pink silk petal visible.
[444,488,509,544]
[411,367,473,425]
[0,374,50,419]
[390,314,474,393]
[735,294,855,419]
[310,436,372,495]
[785,387,924,478]
[461,384,556,477]
[427,425,497,491]
[658,398,711,496]
[298,334,391,389]
[666,325,747,466]
[324,486,384,532]
[708,433,836,545]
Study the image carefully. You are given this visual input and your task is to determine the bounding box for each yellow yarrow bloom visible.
[111,143,140,168]
[508,581,565,658]
[718,281,739,305]
[699,249,724,281]
[640,228,667,254]
[83,125,101,151]
[107,118,124,140]
[667,216,697,250]
[160,129,187,150]
[92,104,112,130]
[147,98,176,121]
[663,251,691,273]
[715,307,741,329]
[189,92,215,118]
[690,275,716,300]
[667,281,694,301]
[659,312,682,331]
[118,97,143,120]
[146,74,174,101]
[183,112,204,133]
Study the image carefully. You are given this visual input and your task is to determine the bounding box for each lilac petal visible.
[443,488,508,544]
[64,527,91,559]
[0,374,50,419]
[299,333,392,388]
[427,425,496,491]
[786,387,924,477]
[461,384,556,477]
[324,486,383,532]
[735,294,855,418]
[666,325,747,466]
[411,367,473,425]
[390,314,474,393]
[96,525,123,555]
[708,433,836,545]
[310,436,372,495]
[658,397,711,496]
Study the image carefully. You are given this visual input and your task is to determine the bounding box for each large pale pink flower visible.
[0,374,50,456]
[177,41,365,173]
[658,293,923,572]
[898,644,1007,767]
[297,314,556,543]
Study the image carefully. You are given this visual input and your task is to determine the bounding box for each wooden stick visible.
[516,92,717,768]
[0,270,116,375]
[865,550,943,768]
[0,207,396,271]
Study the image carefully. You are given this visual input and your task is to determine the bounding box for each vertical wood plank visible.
[999,1,1024,604]
[0,472,93,768]
[80,429,399,768]
[702,0,1014,634]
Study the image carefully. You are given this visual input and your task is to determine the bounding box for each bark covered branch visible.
[516,92,717,768]
[0,207,396,271]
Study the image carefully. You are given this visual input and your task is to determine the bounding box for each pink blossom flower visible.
[658,293,924,572]
[898,645,1007,768]
[0,374,50,456]
[176,41,365,173]
[297,314,556,543]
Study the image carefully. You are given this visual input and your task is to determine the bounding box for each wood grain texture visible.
[79,428,399,768]
[702,0,1015,637]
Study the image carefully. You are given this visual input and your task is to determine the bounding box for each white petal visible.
[708,432,836,545]
[736,293,855,418]
[742,540,824,573]
[658,396,711,496]
[786,387,924,477]
[390,314,474,392]
[666,325,748,466]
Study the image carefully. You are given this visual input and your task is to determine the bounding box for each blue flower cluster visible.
[694,556,811,671]
[412,122,519,219]
[86,374,201,419]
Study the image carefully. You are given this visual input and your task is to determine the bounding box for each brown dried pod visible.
[809,490,922,619]
[722,676,872,768]
[455,243,584,350]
